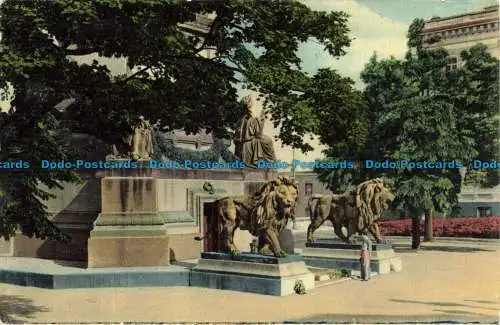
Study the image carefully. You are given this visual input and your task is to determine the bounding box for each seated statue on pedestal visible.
[234,95,276,168]
[108,116,153,160]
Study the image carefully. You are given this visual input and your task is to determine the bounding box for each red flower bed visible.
[379,217,500,238]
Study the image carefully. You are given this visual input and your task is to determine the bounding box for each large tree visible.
[317,18,498,249]
[0,0,355,240]
[309,69,371,193]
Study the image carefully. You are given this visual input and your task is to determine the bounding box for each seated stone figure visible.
[234,95,276,168]
[108,116,153,160]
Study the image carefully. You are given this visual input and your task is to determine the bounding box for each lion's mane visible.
[355,178,392,231]
[247,176,298,232]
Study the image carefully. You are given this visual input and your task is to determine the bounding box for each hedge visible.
[379,217,500,239]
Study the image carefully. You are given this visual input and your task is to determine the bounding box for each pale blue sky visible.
[257,0,499,163]
[356,0,497,23]
[296,0,498,86]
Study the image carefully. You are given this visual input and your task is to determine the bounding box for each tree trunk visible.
[424,211,434,242]
[411,215,421,249]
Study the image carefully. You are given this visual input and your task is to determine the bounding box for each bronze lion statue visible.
[306,178,394,244]
[214,176,298,257]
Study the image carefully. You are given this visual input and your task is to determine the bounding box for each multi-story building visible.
[422,4,499,70]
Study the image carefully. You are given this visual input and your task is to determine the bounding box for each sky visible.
[254,0,498,168]
[295,0,498,88]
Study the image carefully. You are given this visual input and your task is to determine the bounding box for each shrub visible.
[379,217,500,238]
[294,280,306,295]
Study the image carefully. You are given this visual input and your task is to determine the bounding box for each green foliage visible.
[407,18,425,50]
[328,269,351,278]
[317,22,499,222]
[0,111,80,241]
[340,269,351,277]
[452,44,500,186]
[359,45,498,216]
[152,130,236,162]
[305,69,370,192]
[293,279,306,295]
[0,0,353,240]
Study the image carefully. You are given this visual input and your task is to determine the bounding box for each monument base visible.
[87,233,169,268]
[302,241,402,274]
[88,212,169,268]
[190,252,314,296]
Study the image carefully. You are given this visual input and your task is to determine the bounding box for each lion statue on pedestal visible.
[214,176,298,257]
[306,178,394,244]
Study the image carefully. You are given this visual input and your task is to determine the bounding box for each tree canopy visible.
[0,0,357,240]
[317,17,499,228]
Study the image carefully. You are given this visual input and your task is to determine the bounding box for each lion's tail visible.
[306,195,323,221]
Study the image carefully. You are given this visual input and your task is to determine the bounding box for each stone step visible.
[308,267,346,282]
[315,274,330,281]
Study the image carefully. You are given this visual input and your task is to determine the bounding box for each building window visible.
[305,183,313,196]
[476,207,492,217]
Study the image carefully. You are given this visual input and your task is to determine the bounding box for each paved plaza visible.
[0,236,498,324]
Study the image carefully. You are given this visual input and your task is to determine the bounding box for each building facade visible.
[422,5,500,217]
[279,171,332,229]
[422,4,499,64]
[457,185,500,217]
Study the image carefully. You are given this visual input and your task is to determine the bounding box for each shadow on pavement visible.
[53,259,86,268]
[0,294,48,323]
[434,309,486,316]
[391,298,499,311]
[283,313,494,323]
[464,299,498,304]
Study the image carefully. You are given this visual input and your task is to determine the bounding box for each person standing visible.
[360,235,372,281]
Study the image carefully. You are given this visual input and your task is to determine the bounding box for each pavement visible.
[0,235,499,323]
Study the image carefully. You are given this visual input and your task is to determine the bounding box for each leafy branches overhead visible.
[1,0,352,147]
[0,0,354,240]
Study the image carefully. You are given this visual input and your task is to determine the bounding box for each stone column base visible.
[88,233,169,268]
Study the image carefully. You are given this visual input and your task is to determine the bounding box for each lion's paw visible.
[229,249,241,256]
[274,250,287,258]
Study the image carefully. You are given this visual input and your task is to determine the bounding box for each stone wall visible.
[279,171,331,221]
[10,169,277,262]
[12,172,101,261]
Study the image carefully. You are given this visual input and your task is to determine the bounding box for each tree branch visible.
[194,55,245,74]
[52,43,100,56]
[122,66,151,83]
[228,23,245,33]
[225,56,246,74]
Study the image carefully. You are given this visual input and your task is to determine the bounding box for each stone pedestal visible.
[190,252,314,296]
[88,174,169,268]
[302,240,402,274]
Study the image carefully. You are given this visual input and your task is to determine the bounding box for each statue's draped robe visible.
[132,121,153,159]
[112,121,153,160]
[235,115,276,167]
